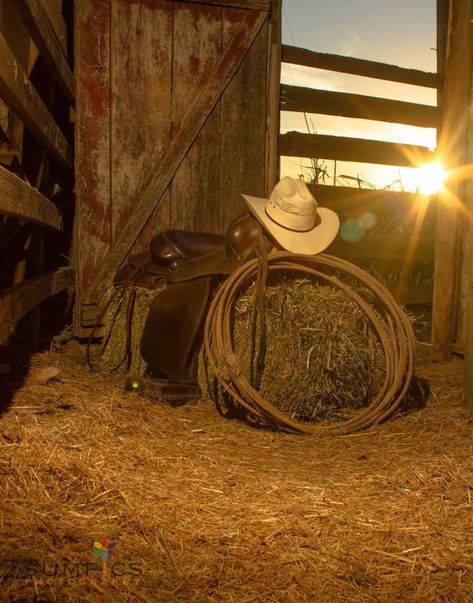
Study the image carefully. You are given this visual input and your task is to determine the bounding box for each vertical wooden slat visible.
[460,3,473,414]
[75,0,111,334]
[464,155,473,415]
[219,7,268,230]
[436,0,449,123]
[170,2,222,233]
[431,0,473,360]
[110,0,172,254]
[265,0,281,196]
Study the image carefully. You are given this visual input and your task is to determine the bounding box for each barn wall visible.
[75,0,280,336]
[0,0,75,347]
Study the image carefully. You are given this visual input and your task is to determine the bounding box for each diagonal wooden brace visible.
[84,9,268,305]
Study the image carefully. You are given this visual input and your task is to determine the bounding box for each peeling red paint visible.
[77,0,269,307]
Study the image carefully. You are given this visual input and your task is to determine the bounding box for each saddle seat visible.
[115,213,265,287]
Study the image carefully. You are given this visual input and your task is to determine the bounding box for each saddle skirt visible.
[113,214,270,404]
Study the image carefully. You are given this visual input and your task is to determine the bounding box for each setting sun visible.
[411,161,447,195]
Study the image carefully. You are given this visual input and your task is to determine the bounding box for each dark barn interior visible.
[1,1,473,601]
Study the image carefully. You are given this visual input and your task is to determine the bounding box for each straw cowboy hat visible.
[242,176,340,255]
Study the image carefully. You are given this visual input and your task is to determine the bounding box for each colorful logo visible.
[92,538,116,561]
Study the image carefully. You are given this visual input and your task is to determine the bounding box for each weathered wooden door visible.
[75,0,280,336]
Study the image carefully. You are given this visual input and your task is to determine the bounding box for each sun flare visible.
[414,161,447,195]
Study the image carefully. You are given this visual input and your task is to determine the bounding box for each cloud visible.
[339,29,362,57]
[281,63,341,91]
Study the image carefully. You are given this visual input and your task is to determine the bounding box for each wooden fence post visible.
[432,0,473,361]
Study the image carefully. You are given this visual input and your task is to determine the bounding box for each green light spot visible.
[132,381,140,389]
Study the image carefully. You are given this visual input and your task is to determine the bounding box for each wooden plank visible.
[280,85,438,128]
[110,0,172,250]
[85,8,267,303]
[169,2,223,233]
[75,0,111,322]
[432,0,473,361]
[220,7,268,229]
[437,0,449,119]
[309,184,437,233]
[0,0,31,167]
[0,267,74,344]
[0,164,62,230]
[42,0,67,56]
[279,131,433,168]
[282,45,439,89]
[327,233,435,262]
[14,0,74,102]
[309,183,434,214]
[178,0,270,9]
[466,266,473,416]
[0,32,73,166]
[457,0,473,412]
[265,0,281,195]
[395,282,433,306]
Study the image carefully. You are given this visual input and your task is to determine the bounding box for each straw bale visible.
[98,283,164,374]
[202,276,386,422]
[97,277,394,426]
[0,341,472,601]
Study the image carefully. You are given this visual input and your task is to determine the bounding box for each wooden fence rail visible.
[280,44,439,308]
[280,84,438,128]
[282,44,439,88]
[0,32,73,166]
[14,0,75,102]
[280,131,434,167]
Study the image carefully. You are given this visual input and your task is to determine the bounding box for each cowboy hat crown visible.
[242,176,340,255]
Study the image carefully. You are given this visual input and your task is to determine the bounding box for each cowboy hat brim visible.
[242,193,340,255]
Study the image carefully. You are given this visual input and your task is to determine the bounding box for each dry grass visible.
[102,278,387,422]
[230,277,386,421]
[99,284,162,375]
[0,342,472,602]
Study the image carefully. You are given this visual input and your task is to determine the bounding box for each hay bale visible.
[201,276,386,423]
[99,284,163,375]
[98,277,386,424]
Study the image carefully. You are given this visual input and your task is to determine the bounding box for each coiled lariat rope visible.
[203,251,416,435]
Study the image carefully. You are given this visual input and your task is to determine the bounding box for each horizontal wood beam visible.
[0,268,74,345]
[178,0,270,9]
[282,45,439,89]
[309,184,437,219]
[328,233,435,262]
[280,85,438,128]
[393,281,434,305]
[0,32,73,166]
[279,131,434,167]
[0,164,62,230]
[14,0,75,102]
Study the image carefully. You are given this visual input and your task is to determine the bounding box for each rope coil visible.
[204,252,416,435]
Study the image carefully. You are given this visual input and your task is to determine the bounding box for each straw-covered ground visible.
[0,342,472,602]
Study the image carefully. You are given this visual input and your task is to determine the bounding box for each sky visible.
[280,0,438,191]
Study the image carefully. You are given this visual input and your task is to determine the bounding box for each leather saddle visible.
[115,214,269,404]
[115,213,264,288]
